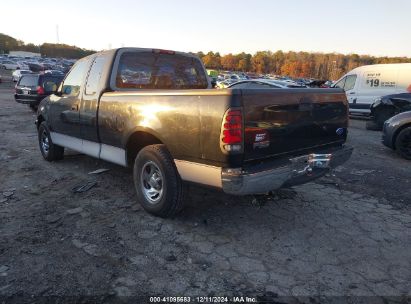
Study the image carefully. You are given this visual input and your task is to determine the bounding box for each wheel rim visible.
[140,161,164,204]
[399,130,411,157]
[41,130,50,155]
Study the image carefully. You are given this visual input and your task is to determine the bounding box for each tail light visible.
[220,108,243,153]
[36,86,45,95]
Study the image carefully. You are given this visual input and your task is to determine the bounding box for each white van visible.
[333,63,411,114]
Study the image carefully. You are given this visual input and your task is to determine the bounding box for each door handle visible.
[71,104,79,111]
[349,92,356,95]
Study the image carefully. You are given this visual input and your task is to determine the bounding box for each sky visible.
[1,0,411,57]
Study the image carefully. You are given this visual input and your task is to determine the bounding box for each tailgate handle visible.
[71,104,79,111]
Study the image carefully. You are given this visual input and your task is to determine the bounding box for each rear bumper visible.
[221,145,353,195]
[14,95,42,106]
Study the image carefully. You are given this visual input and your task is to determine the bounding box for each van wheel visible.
[38,122,64,161]
[395,127,411,160]
[133,144,185,218]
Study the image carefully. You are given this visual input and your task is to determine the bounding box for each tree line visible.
[0,33,95,59]
[195,51,411,80]
[2,33,410,80]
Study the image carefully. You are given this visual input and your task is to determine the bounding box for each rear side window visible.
[18,75,38,87]
[115,51,208,89]
[251,82,280,89]
[41,76,64,92]
[85,56,106,95]
[229,82,250,89]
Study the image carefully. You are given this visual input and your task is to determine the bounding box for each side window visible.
[62,60,88,96]
[43,77,63,93]
[250,82,279,89]
[334,77,346,89]
[85,56,106,95]
[229,82,249,89]
[343,75,357,91]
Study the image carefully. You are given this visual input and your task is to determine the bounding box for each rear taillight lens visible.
[36,86,45,95]
[221,108,243,153]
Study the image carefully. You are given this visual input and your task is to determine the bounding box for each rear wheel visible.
[395,127,411,160]
[133,144,185,217]
[38,122,64,161]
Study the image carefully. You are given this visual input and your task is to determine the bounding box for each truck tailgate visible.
[241,88,348,161]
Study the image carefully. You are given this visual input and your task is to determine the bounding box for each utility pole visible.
[56,25,60,44]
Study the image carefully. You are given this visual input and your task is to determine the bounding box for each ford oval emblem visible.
[336,128,344,135]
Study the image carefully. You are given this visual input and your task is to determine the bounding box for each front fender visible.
[35,97,52,128]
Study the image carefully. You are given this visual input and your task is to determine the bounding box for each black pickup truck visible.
[36,47,353,217]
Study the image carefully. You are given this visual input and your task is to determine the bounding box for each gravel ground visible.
[1,70,410,303]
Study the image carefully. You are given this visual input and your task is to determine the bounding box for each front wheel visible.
[133,144,185,217]
[395,127,411,160]
[38,122,64,161]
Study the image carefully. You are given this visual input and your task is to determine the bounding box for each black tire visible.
[133,144,185,218]
[365,120,382,131]
[38,122,64,161]
[395,127,411,160]
[373,107,396,129]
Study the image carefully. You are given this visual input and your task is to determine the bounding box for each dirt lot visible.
[1,70,411,303]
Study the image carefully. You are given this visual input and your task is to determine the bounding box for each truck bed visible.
[97,88,348,167]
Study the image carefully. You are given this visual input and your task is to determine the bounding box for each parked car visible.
[382,111,411,160]
[27,62,45,72]
[228,79,305,89]
[35,47,352,218]
[0,60,18,70]
[333,63,411,115]
[16,62,30,70]
[366,93,411,130]
[14,73,64,109]
[44,69,65,76]
[216,79,237,89]
[12,69,32,82]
